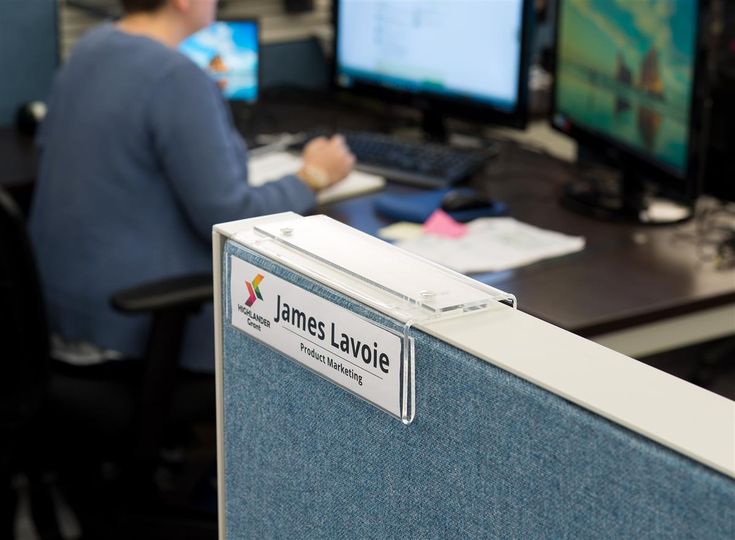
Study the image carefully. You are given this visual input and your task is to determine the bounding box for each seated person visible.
[29,0,355,372]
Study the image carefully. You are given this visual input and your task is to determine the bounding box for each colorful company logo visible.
[245,274,264,307]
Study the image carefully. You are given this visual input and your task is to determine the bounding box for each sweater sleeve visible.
[147,59,316,241]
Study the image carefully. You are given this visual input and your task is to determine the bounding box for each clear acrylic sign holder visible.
[231,214,516,424]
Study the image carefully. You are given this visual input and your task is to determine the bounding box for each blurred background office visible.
[1,1,734,539]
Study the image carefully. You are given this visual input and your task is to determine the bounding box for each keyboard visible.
[299,130,496,188]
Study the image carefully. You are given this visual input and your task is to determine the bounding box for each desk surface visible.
[323,141,735,339]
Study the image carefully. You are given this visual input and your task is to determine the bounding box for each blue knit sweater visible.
[29,24,316,371]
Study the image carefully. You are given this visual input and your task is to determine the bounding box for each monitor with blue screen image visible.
[180,20,259,102]
[551,0,702,223]
[554,0,697,176]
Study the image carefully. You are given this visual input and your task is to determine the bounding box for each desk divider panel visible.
[215,214,734,539]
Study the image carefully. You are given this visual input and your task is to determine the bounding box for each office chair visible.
[0,186,216,539]
[0,187,49,538]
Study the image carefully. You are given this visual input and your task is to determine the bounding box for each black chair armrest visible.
[109,273,214,465]
[110,274,213,314]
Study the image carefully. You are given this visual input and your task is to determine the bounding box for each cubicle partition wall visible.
[214,214,734,539]
[0,0,58,126]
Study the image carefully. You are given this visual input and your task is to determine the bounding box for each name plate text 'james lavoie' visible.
[229,256,404,418]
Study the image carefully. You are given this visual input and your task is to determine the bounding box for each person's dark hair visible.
[119,0,167,13]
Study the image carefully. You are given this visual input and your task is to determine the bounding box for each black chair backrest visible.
[0,186,48,434]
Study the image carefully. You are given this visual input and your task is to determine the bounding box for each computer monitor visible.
[701,0,735,204]
[333,0,532,141]
[551,0,703,223]
[180,19,259,103]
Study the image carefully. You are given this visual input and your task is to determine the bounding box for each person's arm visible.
[296,134,356,191]
[148,59,316,241]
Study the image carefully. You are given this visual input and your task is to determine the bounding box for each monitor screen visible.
[335,0,527,120]
[553,0,698,177]
[180,20,259,102]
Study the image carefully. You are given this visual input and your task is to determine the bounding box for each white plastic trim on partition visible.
[212,223,226,540]
[593,303,735,358]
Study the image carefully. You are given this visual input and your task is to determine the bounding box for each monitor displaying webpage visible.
[180,20,258,102]
[336,0,525,111]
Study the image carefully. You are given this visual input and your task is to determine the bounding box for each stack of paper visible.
[394,217,585,273]
[248,151,385,204]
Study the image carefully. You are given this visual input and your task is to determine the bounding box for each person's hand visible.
[297,135,355,191]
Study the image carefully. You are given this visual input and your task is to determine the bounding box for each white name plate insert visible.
[229,256,405,419]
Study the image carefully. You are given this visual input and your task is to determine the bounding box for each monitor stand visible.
[420,108,449,144]
[561,164,694,226]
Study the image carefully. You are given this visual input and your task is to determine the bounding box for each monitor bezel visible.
[183,17,261,103]
[550,0,708,202]
[331,0,533,130]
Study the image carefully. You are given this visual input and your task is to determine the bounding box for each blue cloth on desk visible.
[29,24,315,372]
[375,188,508,223]
[221,239,735,539]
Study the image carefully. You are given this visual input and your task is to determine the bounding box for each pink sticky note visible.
[423,209,468,238]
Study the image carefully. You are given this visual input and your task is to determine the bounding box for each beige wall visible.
[58,0,332,58]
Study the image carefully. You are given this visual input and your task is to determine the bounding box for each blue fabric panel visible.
[222,239,735,539]
[0,0,58,126]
